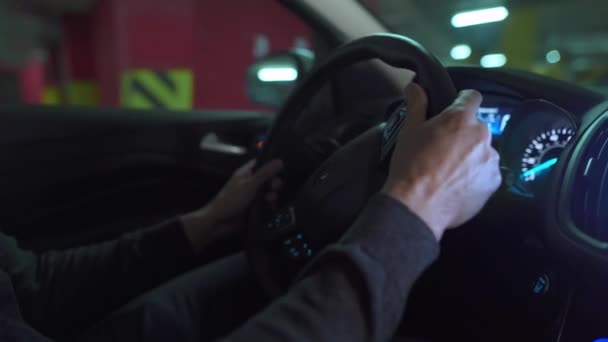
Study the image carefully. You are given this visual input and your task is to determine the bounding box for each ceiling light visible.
[546,50,561,64]
[480,53,507,68]
[450,44,472,60]
[451,6,509,28]
[257,67,298,82]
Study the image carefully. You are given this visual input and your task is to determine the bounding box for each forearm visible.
[18,219,196,338]
[225,194,439,342]
[180,206,223,254]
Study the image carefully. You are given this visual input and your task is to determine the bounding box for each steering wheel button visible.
[532,274,550,295]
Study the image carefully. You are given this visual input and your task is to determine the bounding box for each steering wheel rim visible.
[247,33,457,296]
[259,33,457,165]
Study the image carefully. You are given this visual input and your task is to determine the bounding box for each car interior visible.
[1,0,608,341]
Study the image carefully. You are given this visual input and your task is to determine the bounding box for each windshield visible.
[361,0,608,93]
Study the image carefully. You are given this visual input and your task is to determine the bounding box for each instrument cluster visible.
[478,99,578,198]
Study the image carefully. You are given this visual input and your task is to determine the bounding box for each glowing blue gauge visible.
[477,107,512,136]
[521,127,575,182]
[593,339,608,342]
[521,158,558,179]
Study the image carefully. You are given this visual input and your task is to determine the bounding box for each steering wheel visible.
[247,33,457,295]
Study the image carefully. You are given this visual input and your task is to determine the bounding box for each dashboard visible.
[411,67,608,342]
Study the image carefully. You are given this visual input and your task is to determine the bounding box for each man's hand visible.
[382,84,502,240]
[181,159,284,253]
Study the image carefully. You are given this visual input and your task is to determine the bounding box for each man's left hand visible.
[181,159,284,252]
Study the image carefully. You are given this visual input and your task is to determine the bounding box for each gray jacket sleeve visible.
[225,193,440,342]
[0,219,196,338]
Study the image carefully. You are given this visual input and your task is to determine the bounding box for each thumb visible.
[253,159,284,185]
[234,159,257,176]
[397,83,428,139]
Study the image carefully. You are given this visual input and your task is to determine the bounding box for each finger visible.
[235,159,256,176]
[447,89,483,122]
[488,147,503,192]
[482,123,493,145]
[404,83,428,124]
[254,159,284,185]
[270,178,283,191]
[489,146,501,165]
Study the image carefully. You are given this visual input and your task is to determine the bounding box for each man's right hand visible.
[382,84,502,240]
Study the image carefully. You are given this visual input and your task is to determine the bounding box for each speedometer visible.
[502,99,578,198]
[521,128,576,182]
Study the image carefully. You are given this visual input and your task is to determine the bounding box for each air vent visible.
[571,120,608,242]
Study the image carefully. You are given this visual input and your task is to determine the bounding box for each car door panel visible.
[0,105,272,251]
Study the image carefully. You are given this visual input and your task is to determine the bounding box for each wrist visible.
[381,181,447,241]
[180,206,221,253]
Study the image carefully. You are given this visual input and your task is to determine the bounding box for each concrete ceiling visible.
[376,0,608,64]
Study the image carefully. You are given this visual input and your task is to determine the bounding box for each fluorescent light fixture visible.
[451,6,509,28]
[450,44,472,60]
[257,67,298,82]
[546,50,561,64]
[480,53,507,68]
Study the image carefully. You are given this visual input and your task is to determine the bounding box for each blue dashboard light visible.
[477,107,512,136]
[532,275,549,295]
[593,338,608,342]
[521,158,559,178]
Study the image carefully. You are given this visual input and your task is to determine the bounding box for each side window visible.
[1,0,315,112]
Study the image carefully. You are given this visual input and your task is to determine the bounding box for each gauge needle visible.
[521,158,559,178]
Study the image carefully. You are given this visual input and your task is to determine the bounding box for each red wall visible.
[30,0,383,106]
[74,0,310,109]
[192,1,310,109]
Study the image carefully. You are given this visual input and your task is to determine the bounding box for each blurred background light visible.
[450,44,472,60]
[257,67,298,82]
[480,53,507,68]
[546,50,561,64]
[451,6,509,28]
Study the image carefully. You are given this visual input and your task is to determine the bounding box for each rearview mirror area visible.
[246,49,314,109]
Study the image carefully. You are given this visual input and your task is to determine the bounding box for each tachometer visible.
[520,128,575,182]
